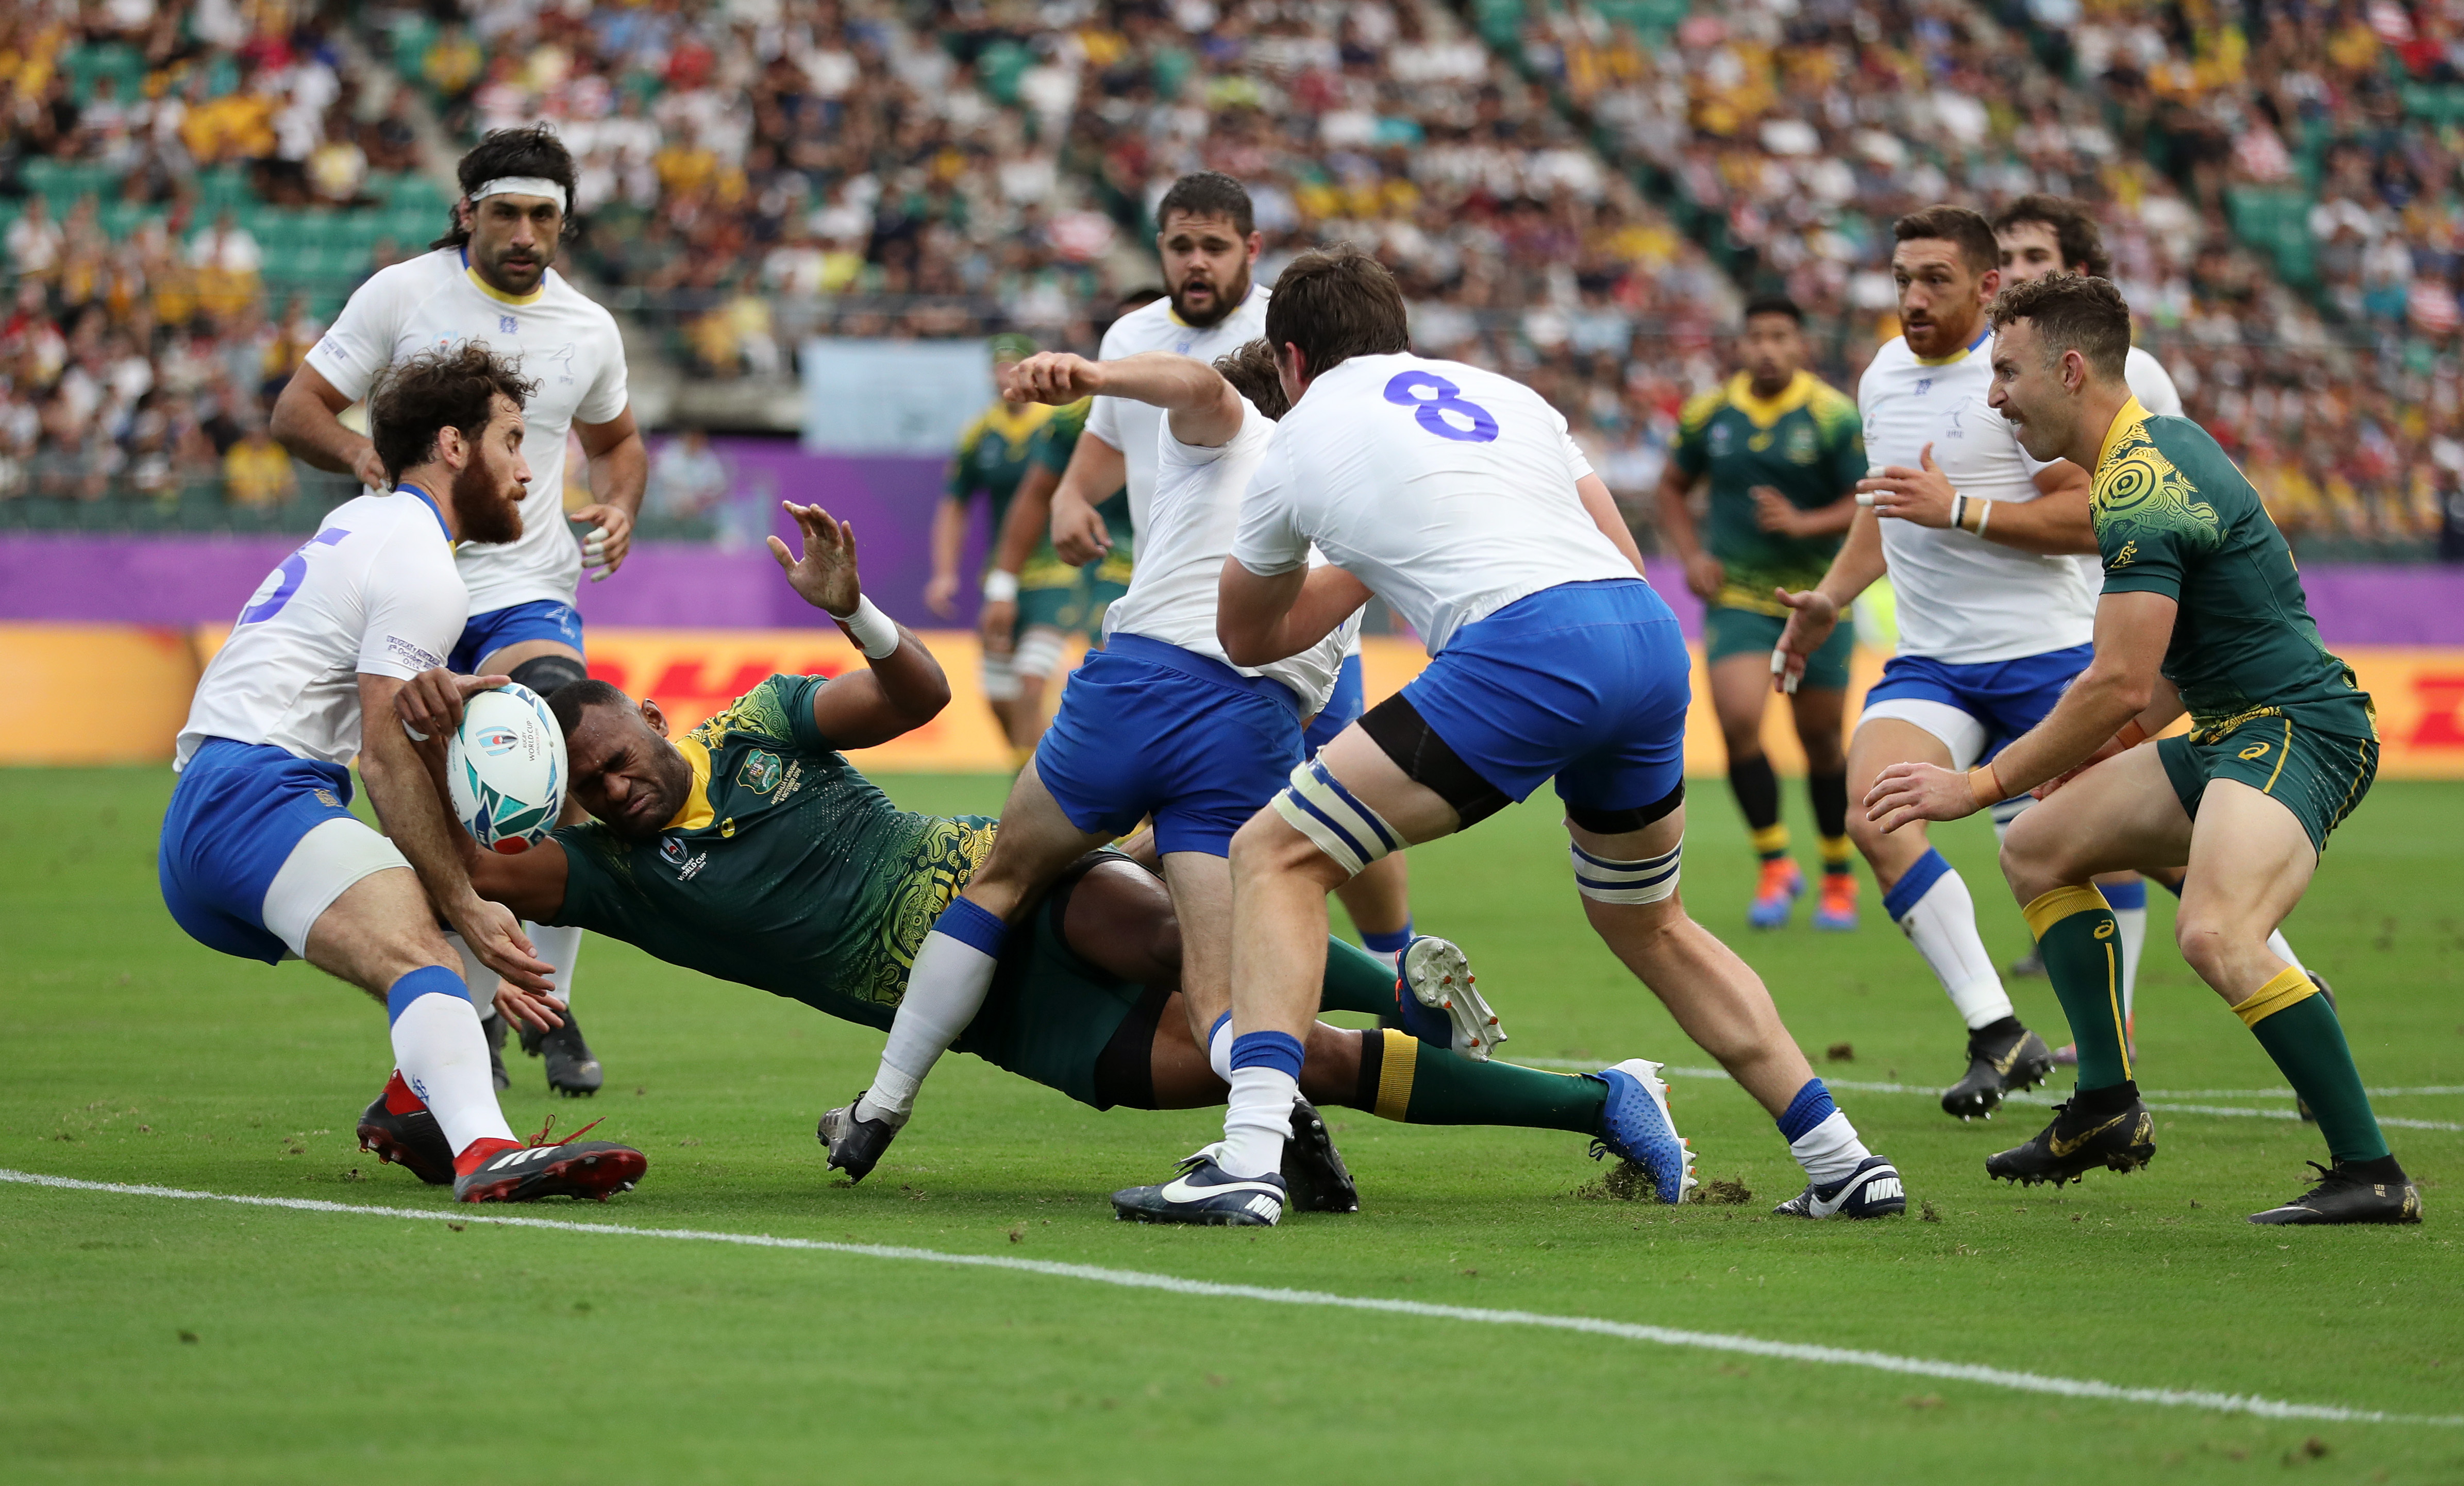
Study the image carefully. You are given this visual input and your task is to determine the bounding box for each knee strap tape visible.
[1272,759,1402,879]
[1013,628,1067,680]
[1570,839,1682,904]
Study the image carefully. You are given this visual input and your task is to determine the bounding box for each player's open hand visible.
[1769,586,1838,696]
[768,500,863,617]
[456,897,558,995]
[1856,442,1956,528]
[923,570,959,619]
[1050,489,1112,565]
[573,502,634,582]
[978,596,1017,655]
[396,666,509,741]
[353,445,391,493]
[1003,352,1105,406]
[1864,761,1982,833]
[493,981,566,1036]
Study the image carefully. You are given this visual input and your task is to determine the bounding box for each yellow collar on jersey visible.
[980,400,1054,446]
[461,250,546,307]
[1914,325,1991,367]
[2098,395,2153,470]
[1724,370,1815,429]
[663,733,716,833]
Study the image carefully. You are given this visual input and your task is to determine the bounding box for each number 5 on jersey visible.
[1385,371,1498,444]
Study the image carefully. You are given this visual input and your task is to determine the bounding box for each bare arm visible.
[1043,435,1127,567]
[573,407,648,580]
[767,501,952,748]
[1858,443,2098,556]
[271,362,388,488]
[1577,471,1646,576]
[1653,462,1724,600]
[1007,350,1245,449]
[1866,590,2177,831]
[356,671,555,991]
[1217,558,1374,668]
[1768,503,1889,693]
[925,495,968,618]
[1754,488,1859,539]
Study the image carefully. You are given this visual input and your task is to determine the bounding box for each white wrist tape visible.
[473,177,568,210]
[839,595,901,658]
[1571,839,1682,905]
[1271,759,1401,879]
[981,569,1019,602]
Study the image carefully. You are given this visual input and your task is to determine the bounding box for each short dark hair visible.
[1741,294,1804,326]
[547,678,631,740]
[433,125,580,251]
[366,343,538,484]
[1987,273,2132,381]
[1156,172,1254,237]
[1264,244,1410,382]
[1214,339,1289,420]
[1991,194,2111,279]
[1893,204,2000,277]
[1116,285,1166,311]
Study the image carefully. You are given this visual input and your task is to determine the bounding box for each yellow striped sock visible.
[1750,823,1790,859]
[1820,835,1853,872]
[2233,965,2319,1028]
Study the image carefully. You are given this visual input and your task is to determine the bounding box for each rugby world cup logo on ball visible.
[448,682,567,854]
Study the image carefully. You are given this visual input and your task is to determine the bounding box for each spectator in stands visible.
[648,429,730,522]
[220,415,293,509]
[7,195,63,278]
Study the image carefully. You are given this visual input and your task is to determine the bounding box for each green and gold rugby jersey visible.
[950,399,1067,584]
[548,675,995,1030]
[2091,397,2375,740]
[1672,370,1864,616]
[1029,397,1137,587]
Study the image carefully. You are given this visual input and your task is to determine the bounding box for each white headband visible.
[472,177,568,210]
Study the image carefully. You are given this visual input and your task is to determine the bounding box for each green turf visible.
[2,766,2459,1483]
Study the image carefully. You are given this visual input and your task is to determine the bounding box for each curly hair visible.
[1987,273,2132,381]
[367,342,539,484]
[1214,339,1290,420]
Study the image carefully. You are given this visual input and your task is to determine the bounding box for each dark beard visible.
[1169,268,1249,329]
[450,455,523,546]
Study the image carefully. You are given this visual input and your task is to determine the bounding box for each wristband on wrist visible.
[836,594,902,658]
[1973,499,1993,538]
[1952,494,1967,531]
[981,569,1019,602]
[2115,719,2149,750]
[1968,760,2007,807]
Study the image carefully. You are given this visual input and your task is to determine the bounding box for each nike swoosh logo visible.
[2048,1110,2133,1158]
[1159,1175,1282,1205]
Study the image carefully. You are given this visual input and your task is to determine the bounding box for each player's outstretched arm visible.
[1865,590,2177,831]
[768,500,952,747]
[573,408,648,581]
[1859,444,2097,555]
[271,363,389,489]
[1014,350,1245,449]
[356,672,558,993]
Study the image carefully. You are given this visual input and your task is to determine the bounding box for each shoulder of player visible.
[692,672,815,749]
[1099,297,1180,355]
[539,269,623,333]
[1678,385,1730,432]
[1805,377,1857,424]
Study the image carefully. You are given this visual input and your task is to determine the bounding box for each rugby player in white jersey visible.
[1990,194,2329,1070]
[160,343,647,1203]
[1772,205,2102,1121]
[1112,246,1905,1226]
[273,126,644,1098]
[990,175,1423,969]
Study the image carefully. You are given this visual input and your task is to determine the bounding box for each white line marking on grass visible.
[5,1167,2458,1429]
[1522,1064,2464,1131]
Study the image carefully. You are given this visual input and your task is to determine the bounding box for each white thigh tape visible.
[978,647,1021,701]
[1271,759,1401,879]
[1571,839,1682,904]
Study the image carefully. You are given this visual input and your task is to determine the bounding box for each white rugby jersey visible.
[1858,330,2097,663]
[1086,286,1270,544]
[1232,352,1633,656]
[1105,399,1356,713]
[2125,345,2182,417]
[176,488,466,769]
[305,248,629,615]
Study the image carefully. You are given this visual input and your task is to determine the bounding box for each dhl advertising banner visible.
[8,621,2464,778]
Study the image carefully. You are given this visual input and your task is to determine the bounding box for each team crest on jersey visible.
[738,749,783,794]
[660,836,689,867]
[1748,430,1772,452]
[1709,424,1733,455]
[499,315,517,334]
[1786,423,1818,464]
[1915,378,1932,395]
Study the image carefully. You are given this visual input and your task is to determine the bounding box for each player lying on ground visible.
[368,502,1687,1202]
[160,342,645,1204]
[1864,273,2418,1225]
[1114,245,1904,1228]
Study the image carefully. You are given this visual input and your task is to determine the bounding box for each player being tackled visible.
[1864,273,2419,1224]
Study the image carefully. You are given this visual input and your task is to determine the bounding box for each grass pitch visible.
[3,765,2460,1484]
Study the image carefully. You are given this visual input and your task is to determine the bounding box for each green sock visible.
[1347,1029,1606,1134]
[1318,936,1399,1018]
[2238,967,2389,1164]
[2025,886,2132,1091]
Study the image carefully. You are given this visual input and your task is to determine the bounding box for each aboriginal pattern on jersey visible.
[2092,423,2219,558]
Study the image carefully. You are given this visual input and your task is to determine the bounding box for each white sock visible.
[1789,1109,1871,1187]
[1885,851,2012,1030]
[527,921,583,1003]
[1219,1066,1297,1179]
[390,973,515,1155]
[1206,1013,1233,1083]
[857,903,1007,1125]
[2268,930,2307,978]
[2114,904,2147,1025]
[446,931,493,1015]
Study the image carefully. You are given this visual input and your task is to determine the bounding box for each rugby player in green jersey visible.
[375,501,1686,1205]
[1864,274,2418,1224]
[1656,296,1865,931]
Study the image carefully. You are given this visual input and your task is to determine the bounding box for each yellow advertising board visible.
[9,622,2464,780]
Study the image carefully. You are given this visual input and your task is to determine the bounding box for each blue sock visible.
[1777,1078,1838,1143]
[385,965,468,1026]
[1880,849,1951,923]
[1361,920,1414,957]
[2103,877,2149,911]
[1229,1030,1306,1079]
[932,894,1009,955]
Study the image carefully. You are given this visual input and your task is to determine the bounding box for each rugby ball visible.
[448,682,566,854]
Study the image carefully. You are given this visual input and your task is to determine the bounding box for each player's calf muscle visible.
[304,869,456,993]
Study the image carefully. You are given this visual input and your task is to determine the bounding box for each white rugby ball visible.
[448,682,567,854]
